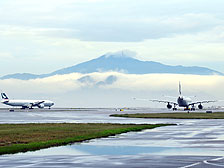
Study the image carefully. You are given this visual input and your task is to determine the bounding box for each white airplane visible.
[134,82,217,111]
[1,93,54,109]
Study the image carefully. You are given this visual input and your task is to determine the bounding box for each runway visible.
[0,108,224,167]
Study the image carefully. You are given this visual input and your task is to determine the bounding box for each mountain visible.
[1,51,223,80]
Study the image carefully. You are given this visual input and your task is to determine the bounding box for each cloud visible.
[96,75,118,86]
[0,52,13,59]
[0,25,224,76]
[0,0,224,78]
[0,72,224,107]
[104,50,137,58]
[0,25,79,39]
[74,13,223,42]
[0,0,223,42]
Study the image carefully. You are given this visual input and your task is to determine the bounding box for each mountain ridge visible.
[1,51,223,80]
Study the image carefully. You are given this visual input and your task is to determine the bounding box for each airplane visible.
[1,92,54,109]
[134,82,217,111]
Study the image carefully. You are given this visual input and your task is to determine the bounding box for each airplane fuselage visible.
[1,99,54,108]
[177,96,192,107]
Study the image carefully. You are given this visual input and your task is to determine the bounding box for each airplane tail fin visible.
[179,81,182,96]
[1,93,9,100]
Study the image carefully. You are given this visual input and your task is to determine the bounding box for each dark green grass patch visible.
[0,123,171,155]
[110,112,224,119]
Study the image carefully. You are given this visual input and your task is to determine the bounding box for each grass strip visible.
[0,123,171,155]
[110,112,224,119]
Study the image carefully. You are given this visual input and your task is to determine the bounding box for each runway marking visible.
[14,163,37,168]
[179,157,224,168]
[203,157,224,167]
[179,162,201,168]
[203,160,224,167]
[211,157,224,161]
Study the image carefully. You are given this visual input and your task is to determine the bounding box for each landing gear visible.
[190,104,196,111]
[173,104,177,111]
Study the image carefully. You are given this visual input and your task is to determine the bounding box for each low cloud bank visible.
[0,72,223,107]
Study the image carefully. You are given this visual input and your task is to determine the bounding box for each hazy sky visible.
[0,0,224,108]
[0,0,224,76]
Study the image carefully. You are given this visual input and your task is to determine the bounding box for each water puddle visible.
[16,144,224,157]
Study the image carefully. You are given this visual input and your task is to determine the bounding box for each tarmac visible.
[0,108,224,167]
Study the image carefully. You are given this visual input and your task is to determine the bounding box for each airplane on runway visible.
[1,93,54,109]
[134,82,217,111]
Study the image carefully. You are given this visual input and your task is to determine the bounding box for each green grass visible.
[0,123,171,155]
[110,112,224,119]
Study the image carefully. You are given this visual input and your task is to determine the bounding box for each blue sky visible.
[0,0,224,76]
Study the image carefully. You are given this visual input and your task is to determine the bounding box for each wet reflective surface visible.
[0,108,181,124]
[1,108,224,167]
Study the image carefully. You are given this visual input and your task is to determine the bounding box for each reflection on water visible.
[17,144,224,157]
[72,145,166,155]
[5,108,224,158]
[70,145,224,156]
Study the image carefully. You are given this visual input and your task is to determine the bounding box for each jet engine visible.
[198,104,203,109]
[38,103,45,108]
[167,103,172,109]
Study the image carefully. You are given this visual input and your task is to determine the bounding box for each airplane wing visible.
[133,98,177,105]
[151,99,178,105]
[22,101,45,109]
[189,100,217,106]
[32,101,45,106]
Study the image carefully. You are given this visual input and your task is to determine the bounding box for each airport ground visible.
[0,108,224,167]
[111,111,224,119]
